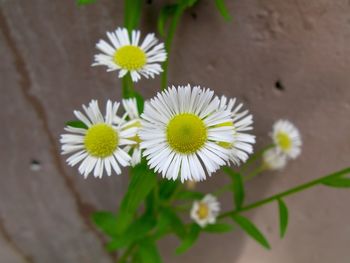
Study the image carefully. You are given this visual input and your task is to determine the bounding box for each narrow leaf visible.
[277,198,289,238]
[322,177,350,188]
[156,207,186,239]
[203,223,233,233]
[214,0,232,21]
[122,161,157,213]
[157,4,178,37]
[159,179,179,200]
[91,211,118,237]
[176,223,201,254]
[232,214,270,249]
[222,167,245,209]
[66,120,88,129]
[107,213,156,251]
[124,0,143,31]
[138,237,163,263]
[114,161,157,234]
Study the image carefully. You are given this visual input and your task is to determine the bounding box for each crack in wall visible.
[0,218,34,263]
[0,8,117,263]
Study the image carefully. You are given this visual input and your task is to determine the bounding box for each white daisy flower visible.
[217,96,256,166]
[60,100,137,178]
[262,147,287,171]
[92,27,167,82]
[272,120,302,159]
[190,194,220,228]
[139,85,235,182]
[120,98,142,166]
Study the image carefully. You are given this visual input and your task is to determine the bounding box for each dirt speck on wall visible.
[1,0,350,262]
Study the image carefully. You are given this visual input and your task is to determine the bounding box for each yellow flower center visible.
[276,131,292,151]
[84,124,118,158]
[166,113,207,154]
[113,45,146,71]
[196,202,209,220]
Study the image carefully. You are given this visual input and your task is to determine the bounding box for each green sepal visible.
[65,120,88,129]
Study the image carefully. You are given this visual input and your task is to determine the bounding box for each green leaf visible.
[138,237,162,263]
[124,0,143,31]
[203,223,234,233]
[322,177,350,188]
[175,190,204,201]
[156,207,186,239]
[106,213,156,251]
[91,211,118,237]
[214,0,232,21]
[176,223,201,254]
[159,179,179,200]
[76,0,96,5]
[65,120,88,129]
[114,161,157,234]
[232,214,270,249]
[277,198,289,238]
[222,167,245,209]
[158,4,178,37]
[122,161,157,213]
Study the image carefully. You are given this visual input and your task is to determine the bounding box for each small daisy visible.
[217,96,256,166]
[60,100,137,178]
[262,147,287,171]
[92,27,167,82]
[272,120,302,159]
[139,85,235,182]
[120,98,142,166]
[190,194,220,228]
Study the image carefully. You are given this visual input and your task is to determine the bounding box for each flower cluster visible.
[61,85,255,181]
[263,120,302,170]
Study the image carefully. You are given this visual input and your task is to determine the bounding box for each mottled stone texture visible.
[1,0,349,262]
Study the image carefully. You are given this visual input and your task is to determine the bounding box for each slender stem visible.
[122,73,135,98]
[161,5,185,90]
[244,165,266,181]
[218,167,350,219]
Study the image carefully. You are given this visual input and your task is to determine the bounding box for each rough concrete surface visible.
[1,0,350,262]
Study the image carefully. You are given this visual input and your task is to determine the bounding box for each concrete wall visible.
[1,0,349,262]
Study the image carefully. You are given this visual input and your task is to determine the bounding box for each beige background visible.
[1,0,350,262]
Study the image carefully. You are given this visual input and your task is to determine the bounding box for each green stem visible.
[122,73,135,98]
[244,165,266,182]
[161,5,185,90]
[219,167,350,219]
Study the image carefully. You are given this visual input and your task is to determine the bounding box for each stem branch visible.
[219,167,350,219]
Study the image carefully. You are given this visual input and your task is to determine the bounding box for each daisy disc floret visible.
[272,120,302,159]
[92,27,167,82]
[217,96,256,166]
[139,85,235,182]
[60,100,138,178]
[190,194,220,227]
